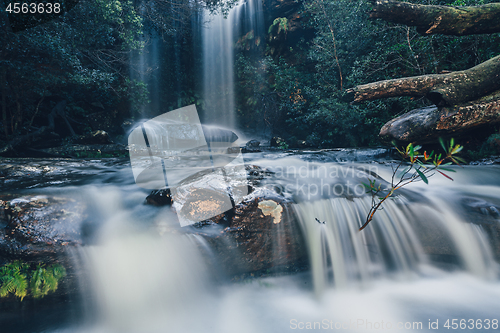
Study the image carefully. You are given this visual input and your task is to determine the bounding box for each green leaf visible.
[416,169,428,184]
[451,145,463,154]
[438,167,456,172]
[416,160,427,167]
[452,156,467,164]
[438,137,446,152]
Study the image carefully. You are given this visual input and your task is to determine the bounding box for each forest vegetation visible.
[0,0,499,155]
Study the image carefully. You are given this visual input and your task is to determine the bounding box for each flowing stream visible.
[202,0,264,128]
[2,150,500,333]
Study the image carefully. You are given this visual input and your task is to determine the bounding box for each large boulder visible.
[145,164,308,277]
[202,189,308,277]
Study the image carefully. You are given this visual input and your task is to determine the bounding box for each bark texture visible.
[349,54,500,106]
[379,90,500,142]
[370,0,500,36]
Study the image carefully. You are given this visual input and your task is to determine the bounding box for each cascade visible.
[202,0,264,129]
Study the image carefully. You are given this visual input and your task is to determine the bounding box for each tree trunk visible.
[370,0,500,36]
[379,90,500,142]
[348,54,500,106]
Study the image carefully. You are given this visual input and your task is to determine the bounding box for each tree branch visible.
[348,54,500,106]
[370,0,500,36]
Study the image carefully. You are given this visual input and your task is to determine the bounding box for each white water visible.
[130,27,161,117]
[49,161,500,333]
[294,197,426,296]
[202,0,264,129]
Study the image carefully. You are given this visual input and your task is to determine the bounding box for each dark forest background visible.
[1,0,499,153]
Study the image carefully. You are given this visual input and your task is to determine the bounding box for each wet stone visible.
[200,193,308,277]
[0,195,86,260]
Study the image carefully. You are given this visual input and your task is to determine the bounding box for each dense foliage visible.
[0,0,234,145]
[1,0,499,150]
[0,0,146,140]
[261,0,500,147]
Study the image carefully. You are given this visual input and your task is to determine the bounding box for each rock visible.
[242,140,262,153]
[460,197,500,261]
[0,195,84,307]
[469,155,500,165]
[246,140,261,148]
[462,197,500,223]
[0,195,85,260]
[201,125,239,143]
[202,193,308,276]
[146,189,172,206]
[146,162,307,276]
[145,165,272,207]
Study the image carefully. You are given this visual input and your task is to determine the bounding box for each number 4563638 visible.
[443,319,498,330]
[6,2,61,14]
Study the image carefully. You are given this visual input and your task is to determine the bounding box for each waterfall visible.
[293,196,427,296]
[48,158,500,333]
[289,163,499,296]
[201,0,264,129]
[130,26,162,117]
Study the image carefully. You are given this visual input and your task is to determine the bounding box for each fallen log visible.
[348,54,500,106]
[379,90,500,142]
[370,0,500,36]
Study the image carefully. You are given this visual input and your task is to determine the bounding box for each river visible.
[1,149,500,333]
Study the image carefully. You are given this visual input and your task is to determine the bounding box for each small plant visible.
[279,141,289,150]
[268,17,289,35]
[0,261,29,300]
[30,264,67,299]
[360,138,465,231]
[0,261,66,300]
